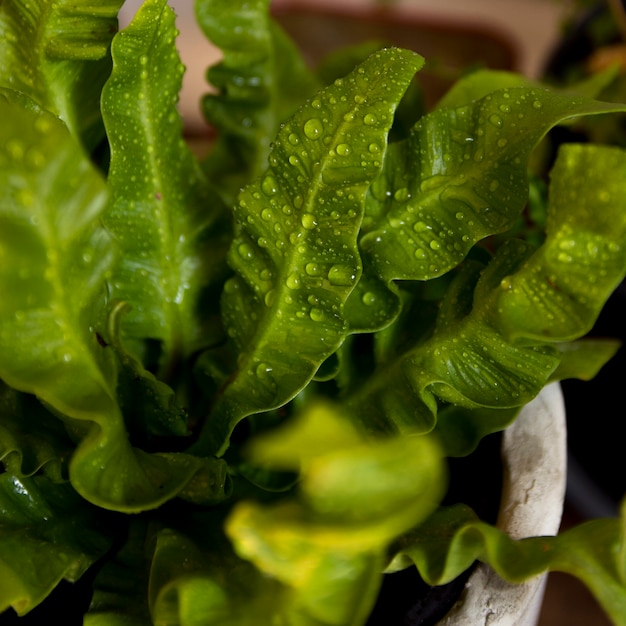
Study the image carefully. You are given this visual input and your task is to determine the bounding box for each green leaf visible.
[0,383,72,481]
[226,401,444,625]
[192,48,425,457]
[435,69,535,110]
[434,404,519,457]
[0,93,224,513]
[551,338,621,382]
[196,0,321,200]
[85,520,153,626]
[0,0,123,149]
[496,144,626,342]
[345,253,560,436]
[102,0,230,373]
[104,302,191,443]
[392,503,626,626]
[361,87,626,286]
[0,474,117,616]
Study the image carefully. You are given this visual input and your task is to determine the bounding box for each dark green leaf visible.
[0,383,72,481]
[85,520,153,626]
[0,474,117,616]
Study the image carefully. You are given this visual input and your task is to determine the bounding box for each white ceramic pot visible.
[438,382,567,626]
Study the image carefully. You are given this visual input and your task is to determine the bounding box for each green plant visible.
[1,0,626,624]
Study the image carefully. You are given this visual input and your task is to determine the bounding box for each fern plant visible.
[1,1,626,624]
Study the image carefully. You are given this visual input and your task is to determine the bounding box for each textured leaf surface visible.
[345,252,560,436]
[392,503,626,626]
[496,144,626,342]
[196,0,320,199]
[192,48,424,456]
[0,93,220,513]
[0,0,123,147]
[85,520,153,626]
[0,474,117,616]
[362,88,626,286]
[0,383,72,481]
[102,0,229,370]
[341,120,626,438]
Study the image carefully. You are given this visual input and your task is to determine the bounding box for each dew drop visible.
[238,243,254,259]
[363,113,377,126]
[429,240,441,251]
[261,175,278,196]
[310,307,325,322]
[362,291,376,306]
[305,262,322,276]
[301,213,317,230]
[264,289,276,307]
[488,114,503,128]
[328,265,356,286]
[34,116,52,134]
[336,143,351,156]
[394,187,409,202]
[255,362,273,377]
[286,273,301,289]
[304,118,323,140]
[7,139,24,160]
[288,133,300,145]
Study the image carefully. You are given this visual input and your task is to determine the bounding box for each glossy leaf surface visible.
[0,383,72,481]
[0,474,116,616]
[0,93,222,513]
[362,88,626,286]
[193,47,425,456]
[196,0,320,199]
[0,0,123,148]
[496,144,626,342]
[102,0,230,369]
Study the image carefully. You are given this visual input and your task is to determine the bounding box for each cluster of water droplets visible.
[228,64,411,337]
[220,49,430,399]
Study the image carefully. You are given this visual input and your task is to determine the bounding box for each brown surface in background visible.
[538,503,613,626]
